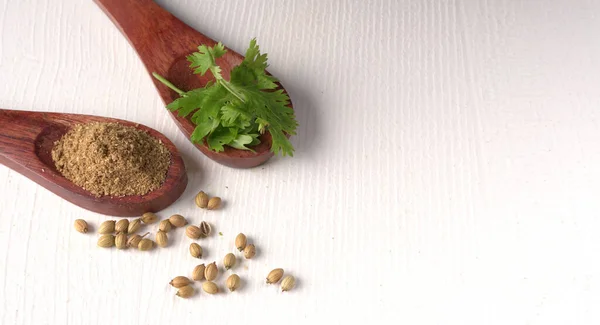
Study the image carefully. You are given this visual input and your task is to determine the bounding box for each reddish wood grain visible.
[0,109,187,216]
[94,0,293,168]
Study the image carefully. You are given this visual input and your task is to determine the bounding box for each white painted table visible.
[1,0,600,324]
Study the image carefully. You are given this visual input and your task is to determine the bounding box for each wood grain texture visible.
[0,109,188,216]
[94,0,291,168]
[1,0,600,324]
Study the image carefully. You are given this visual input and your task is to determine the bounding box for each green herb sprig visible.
[153,39,298,156]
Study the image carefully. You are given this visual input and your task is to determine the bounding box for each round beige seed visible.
[74,219,88,234]
[115,219,129,233]
[159,219,172,232]
[204,262,218,281]
[138,238,154,251]
[170,276,192,288]
[186,225,202,239]
[115,233,127,249]
[202,281,219,294]
[156,230,168,247]
[235,233,247,251]
[97,234,115,248]
[168,214,187,227]
[192,264,206,281]
[195,191,209,208]
[127,232,149,247]
[207,197,222,210]
[266,268,284,284]
[223,253,236,270]
[281,275,296,292]
[98,220,115,234]
[176,285,195,298]
[128,218,142,234]
[199,221,211,238]
[243,244,256,259]
[226,274,241,292]
[141,212,158,224]
[189,243,202,258]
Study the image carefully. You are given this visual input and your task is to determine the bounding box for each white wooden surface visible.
[1,0,600,324]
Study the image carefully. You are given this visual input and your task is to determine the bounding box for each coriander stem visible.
[218,79,246,103]
[152,72,185,96]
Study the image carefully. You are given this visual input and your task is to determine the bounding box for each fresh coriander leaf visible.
[190,119,220,143]
[206,127,237,152]
[166,88,208,117]
[187,42,226,79]
[228,134,256,151]
[220,104,251,129]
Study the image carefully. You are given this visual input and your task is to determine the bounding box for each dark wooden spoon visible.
[94,0,292,168]
[0,109,187,216]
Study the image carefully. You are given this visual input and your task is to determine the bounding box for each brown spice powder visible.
[51,122,170,197]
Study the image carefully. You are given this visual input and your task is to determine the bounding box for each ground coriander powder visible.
[51,122,170,197]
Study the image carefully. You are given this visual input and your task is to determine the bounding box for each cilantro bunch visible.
[153,39,298,156]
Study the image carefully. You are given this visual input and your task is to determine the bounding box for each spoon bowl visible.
[0,109,187,216]
[94,0,292,168]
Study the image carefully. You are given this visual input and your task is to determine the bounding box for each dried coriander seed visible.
[128,218,142,234]
[226,274,241,292]
[170,276,192,288]
[168,214,187,227]
[159,219,172,232]
[266,268,284,284]
[195,191,209,208]
[207,197,221,210]
[127,232,149,247]
[202,281,219,294]
[192,264,206,281]
[97,234,115,248]
[115,232,127,249]
[115,219,129,233]
[141,212,158,224]
[156,230,168,247]
[138,238,154,251]
[204,262,218,281]
[98,220,115,234]
[189,243,202,258]
[186,225,201,239]
[281,275,296,292]
[176,285,195,298]
[243,244,256,259]
[223,253,236,270]
[199,221,211,238]
[74,219,88,234]
[235,233,247,251]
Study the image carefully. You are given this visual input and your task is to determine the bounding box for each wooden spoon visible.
[94,0,293,168]
[0,109,187,216]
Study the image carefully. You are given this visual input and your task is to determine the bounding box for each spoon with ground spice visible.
[0,109,187,216]
[94,0,293,168]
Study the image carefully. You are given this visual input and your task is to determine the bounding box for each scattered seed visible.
[235,233,247,251]
[98,220,115,234]
[281,275,296,292]
[243,244,256,259]
[170,276,192,288]
[195,191,209,208]
[190,243,202,258]
[159,219,172,232]
[115,232,127,249]
[115,219,129,233]
[266,268,284,284]
[74,219,88,233]
[127,232,149,247]
[199,221,211,238]
[97,234,115,248]
[186,225,201,239]
[156,230,168,247]
[223,253,236,270]
[207,197,222,210]
[176,285,195,298]
[192,264,206,281]
[168,214,187,227]
[202,281,219,294]
[205,262,218,281]
[226,274,241,292]
[138,238,154,251]
[141,212,158,224]
[128,218,142,234]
